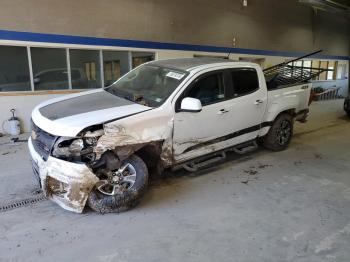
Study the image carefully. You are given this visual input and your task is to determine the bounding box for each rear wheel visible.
[87,154,148,213]
[263,113,294,151]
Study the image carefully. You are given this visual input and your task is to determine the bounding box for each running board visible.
[175,140,258,173]
[232,140,258,155]
[182,152,226,172]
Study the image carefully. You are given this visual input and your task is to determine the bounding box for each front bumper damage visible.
[28,137,99,213]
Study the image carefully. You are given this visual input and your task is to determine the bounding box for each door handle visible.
[254,99,264,105]
[217,109,229,115]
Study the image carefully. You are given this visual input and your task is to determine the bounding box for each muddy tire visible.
[87,155,149,214]
[262,113,294,151]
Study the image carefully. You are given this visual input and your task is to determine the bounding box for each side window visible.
[187,73,225,106]
[230,68,259,97]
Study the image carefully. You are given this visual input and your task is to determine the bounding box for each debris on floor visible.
[11,137,28,143]
[239,163,273,185]
[314,153,323,159]
[294,160,303,166]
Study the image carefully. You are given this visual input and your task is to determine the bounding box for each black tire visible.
[346,111,350,118]
[263,113,294,151]
[87,154,149,214]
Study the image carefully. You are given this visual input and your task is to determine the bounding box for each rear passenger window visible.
[230,68,259,97]
[187,73,225,106]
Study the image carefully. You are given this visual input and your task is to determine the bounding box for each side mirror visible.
[180,97,202,112]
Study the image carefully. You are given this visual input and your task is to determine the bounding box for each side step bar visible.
[180,140,258,172]
[183,152,226,172]
[232,140,258,155]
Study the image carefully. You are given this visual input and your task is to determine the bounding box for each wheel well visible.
[135,143,163,178]
[274,109,296,121]
[281,109,296,116]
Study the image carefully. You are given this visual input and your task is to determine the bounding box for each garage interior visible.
[0,0,349,261]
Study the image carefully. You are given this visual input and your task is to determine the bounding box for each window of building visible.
[327,61,336,80]
[132,52,155,68]
[103,51,130,86]
[0,46,156,93]
[311,60,320,80]
[187,73,225,106]
[337,64,347,80]
[292,60,303,77]
[84,62,97,81]
[0,46,31,92]
[303,60,312,77]
[104,60,120,85]
[70,49,101,89]
[230,68,259,97]
[31,47,68,91]
[319,61,328,80]
[287,59,337,81]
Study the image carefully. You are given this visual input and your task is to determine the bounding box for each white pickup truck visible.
[29,58,311,213]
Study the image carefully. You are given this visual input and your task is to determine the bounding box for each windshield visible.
[105,64,188,107]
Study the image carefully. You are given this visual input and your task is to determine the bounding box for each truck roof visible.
[149,57,239,71]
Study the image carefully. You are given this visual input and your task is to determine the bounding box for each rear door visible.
[223,67,267,141]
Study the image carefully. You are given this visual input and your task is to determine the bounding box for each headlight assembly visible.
[51,129,104,163]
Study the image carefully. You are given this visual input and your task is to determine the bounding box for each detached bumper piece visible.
[29,138,99,213]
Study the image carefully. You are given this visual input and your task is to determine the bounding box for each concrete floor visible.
[0,99,349,262]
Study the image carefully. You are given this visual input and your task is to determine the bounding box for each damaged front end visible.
[29,123,106,213]
[30,121,140,213]
[29,113,173,213]
[29,101,174,213]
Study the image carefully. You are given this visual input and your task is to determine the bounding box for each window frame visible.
[30,46,70,91]
[0,45,32,92]
[175,69,231,112]
[288,59,338,81]
[227,67,260,98]
[0,43,155,94]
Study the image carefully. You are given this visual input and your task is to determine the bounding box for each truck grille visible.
[31,120,57,161]
[31,158,42,188]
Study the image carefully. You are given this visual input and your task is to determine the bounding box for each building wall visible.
[0,0,348,56]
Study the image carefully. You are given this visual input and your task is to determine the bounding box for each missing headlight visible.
[69,139,84,155]
[51,129,104,163]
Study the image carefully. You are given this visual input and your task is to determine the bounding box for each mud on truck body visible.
[29,55,325,213]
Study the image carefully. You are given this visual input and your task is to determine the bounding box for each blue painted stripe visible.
[0,29,349,60]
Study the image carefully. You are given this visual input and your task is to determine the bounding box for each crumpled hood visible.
[31,89,151,137]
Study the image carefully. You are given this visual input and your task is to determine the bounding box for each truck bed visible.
[265,83,312,122]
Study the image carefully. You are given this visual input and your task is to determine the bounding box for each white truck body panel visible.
[28,58,312,212]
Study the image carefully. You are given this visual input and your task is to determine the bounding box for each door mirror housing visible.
[180,97,202,112]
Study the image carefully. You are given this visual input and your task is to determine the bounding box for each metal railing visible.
[311,86,343,101]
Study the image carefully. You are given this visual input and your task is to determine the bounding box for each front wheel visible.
[262,113,294,151]
[87,154,149,213]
